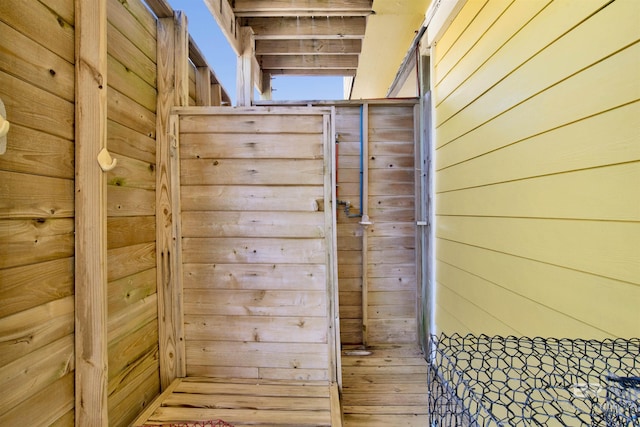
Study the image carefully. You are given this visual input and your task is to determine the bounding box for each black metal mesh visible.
[427,334,640,426]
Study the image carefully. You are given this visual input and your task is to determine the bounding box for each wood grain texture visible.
[341,346,428,427]
[0,124,74,179]
[106,13,161,414]
[74,0,109,424]
[155,14,182,390]
[0,257,74,319]
[132,378,334,426]
[0,20,74,102]
[0,0,74,63]
[179,111,334,382]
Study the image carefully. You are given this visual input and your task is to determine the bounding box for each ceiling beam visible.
[234,0,373,17]
[256,39,362,55]
[203,0,241,54]
[260,54,359,69]
[265,68,357,76]
[247,17,366,39]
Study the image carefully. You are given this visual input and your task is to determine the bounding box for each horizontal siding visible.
[433,0,640,338]
[0,0,75,423]
[180,112,331,382]
[105,0,159,425]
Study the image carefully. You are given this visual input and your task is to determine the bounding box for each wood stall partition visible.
[334,102,418,346]
[176,107,340,383]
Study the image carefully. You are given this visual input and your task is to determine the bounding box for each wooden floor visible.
[132,377,340,427]
[340,345,429,427]
[132,346,429,427]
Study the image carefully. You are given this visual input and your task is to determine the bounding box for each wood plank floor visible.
[132,377,339,427]
[341,345,429,427]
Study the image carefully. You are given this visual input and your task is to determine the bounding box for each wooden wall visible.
[432,0,640,338]
[178,108,336,382]
[0,0,231,425]
[0,0,76,424]
[106,0,160,425]
[335,103,418,345]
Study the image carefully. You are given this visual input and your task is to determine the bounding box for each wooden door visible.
[176,107,338,383]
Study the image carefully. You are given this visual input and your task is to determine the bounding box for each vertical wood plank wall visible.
[179,108,333,381]
[432,0,640,338]
[335,103,418,345]
[105,0,160,425]
[0,0,76,424]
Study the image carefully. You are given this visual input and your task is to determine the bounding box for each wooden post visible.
[211,82,222,106]
[237,26,255,106]
[75,0,108,424]
[195,66,211,106]
[260,72,272,101]
[156,11,188,391]
[329,107,342,390]
[324,110,338,385]
[360,103,370,347]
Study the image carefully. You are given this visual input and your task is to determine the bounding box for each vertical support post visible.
[329,107,343,390]
[360,103,370,347]
[260,72,272,101]
[414,101,424,349]
[324,109,341,387]
[75,0,108,424]
[211,82,222,106]
[156,11,188,391]
[236,26,255,106]
[195,66,212,106]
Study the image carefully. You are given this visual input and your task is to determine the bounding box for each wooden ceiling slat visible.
[260,54,359,69]
[264,68,357,76]
[256,39,362,55]
[234,0,373,17]
[247,17,367,40]
[203,0,372,78]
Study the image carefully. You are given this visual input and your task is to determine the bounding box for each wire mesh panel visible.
[427,334,640,426]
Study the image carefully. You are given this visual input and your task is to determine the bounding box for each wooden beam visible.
[203,0,241,54]
[265,68,357,76]
[360,103,370,347]
[156,11,188,391]
[237,26,255,106]
[323,111,337,383]
[210,82,223,106]
[256,39,362,55]
[260,54,358,70]
[145,0,173,18]
[75,0,108,425]
[174,12,190,106]
[248,17,366,40]
[234,0,373,17]
[188,35,208,68]
[190,35,232,103]
[260,72,272,101]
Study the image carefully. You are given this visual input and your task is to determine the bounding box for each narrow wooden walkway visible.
[132,377,340,427]
[341,345,429,427]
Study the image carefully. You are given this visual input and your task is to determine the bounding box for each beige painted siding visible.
[0,0,75,424]
[432,0,640,338]
[106,0,160,425]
